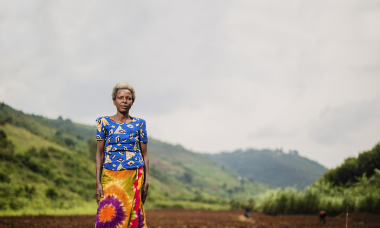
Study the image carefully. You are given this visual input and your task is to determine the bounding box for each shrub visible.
[256,182,380,216]
[27,147,38,156]
[0,172,10,183]
[230,199,246,210]
[323,143,380,186]
[54,177,68,187]
[0,130,7,140]
[183,172,194,184]
[39,149,50,159]
[24,185,36,198]
[64,138,75,147]
[0,117,12,125]
[46,188,59,200]
[0,198,7,210]
[9,198,24,210]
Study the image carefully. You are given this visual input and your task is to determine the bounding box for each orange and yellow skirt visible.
[96,167,147,228]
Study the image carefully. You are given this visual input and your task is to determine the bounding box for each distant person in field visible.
[245,204,252,218]
[95,82,149,228]
[319,211,326,224]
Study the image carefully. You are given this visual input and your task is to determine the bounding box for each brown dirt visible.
[0,210,379,228]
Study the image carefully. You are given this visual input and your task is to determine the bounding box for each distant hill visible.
[206,148,328,189]
[0,103,266,214]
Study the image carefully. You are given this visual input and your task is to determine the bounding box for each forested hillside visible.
[321,143,380,185]
[0,103,266,215]
[254,143,380,215]
[0,127,96,213]
[206,148,327,188]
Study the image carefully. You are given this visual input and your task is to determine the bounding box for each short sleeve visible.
[139,119,148,143]
[96,117,107,140]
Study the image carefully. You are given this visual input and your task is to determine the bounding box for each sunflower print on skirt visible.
[96,167,147,228]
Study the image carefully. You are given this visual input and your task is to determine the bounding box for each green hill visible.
[321,142,380,185]
[206,148,328,189]
[0,103,266,215]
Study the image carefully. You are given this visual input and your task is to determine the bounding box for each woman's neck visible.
[114,111,131,123]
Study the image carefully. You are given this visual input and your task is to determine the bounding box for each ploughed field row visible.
[0,210,379,228]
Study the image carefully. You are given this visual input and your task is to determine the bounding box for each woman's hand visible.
[96,183,103,205]
[142,181,149,204]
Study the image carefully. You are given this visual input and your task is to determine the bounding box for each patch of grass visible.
[0,201,98,216]
[147,200,229,210]
[253,179,380,215]
[0,124,73,155]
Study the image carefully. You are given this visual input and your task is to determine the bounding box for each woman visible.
[95,82,149,228]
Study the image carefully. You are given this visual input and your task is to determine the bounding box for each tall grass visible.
[254,177,380,215]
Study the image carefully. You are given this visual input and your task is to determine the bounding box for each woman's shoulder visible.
[133,117,146,122]
[95,116,111,126]
[96,116,111,120]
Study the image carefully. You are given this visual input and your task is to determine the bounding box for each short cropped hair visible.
[112,82,136,102]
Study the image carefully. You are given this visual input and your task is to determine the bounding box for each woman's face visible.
[113,89,133,114]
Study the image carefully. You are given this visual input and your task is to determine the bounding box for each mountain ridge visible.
[206,148,328,189]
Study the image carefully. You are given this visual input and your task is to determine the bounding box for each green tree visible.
[323,143,380,186]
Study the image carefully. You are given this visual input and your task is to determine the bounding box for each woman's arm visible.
[95,140,105,204]
[140,142,149,204]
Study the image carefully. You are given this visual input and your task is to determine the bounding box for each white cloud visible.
[310,100,380,145]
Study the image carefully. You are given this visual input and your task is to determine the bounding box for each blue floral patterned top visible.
[96,116,148,171]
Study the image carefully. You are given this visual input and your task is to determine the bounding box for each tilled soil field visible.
[0,210,379,228]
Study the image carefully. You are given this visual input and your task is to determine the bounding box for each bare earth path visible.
[0,210,379,228]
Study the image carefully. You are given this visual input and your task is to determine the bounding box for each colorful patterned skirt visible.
[96,167,147,228]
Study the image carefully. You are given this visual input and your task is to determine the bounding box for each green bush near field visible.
[247,169,380,216]
[322,143,380,186]
[225,143,380,215]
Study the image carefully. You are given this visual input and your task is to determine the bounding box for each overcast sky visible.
[1,0,379,168]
